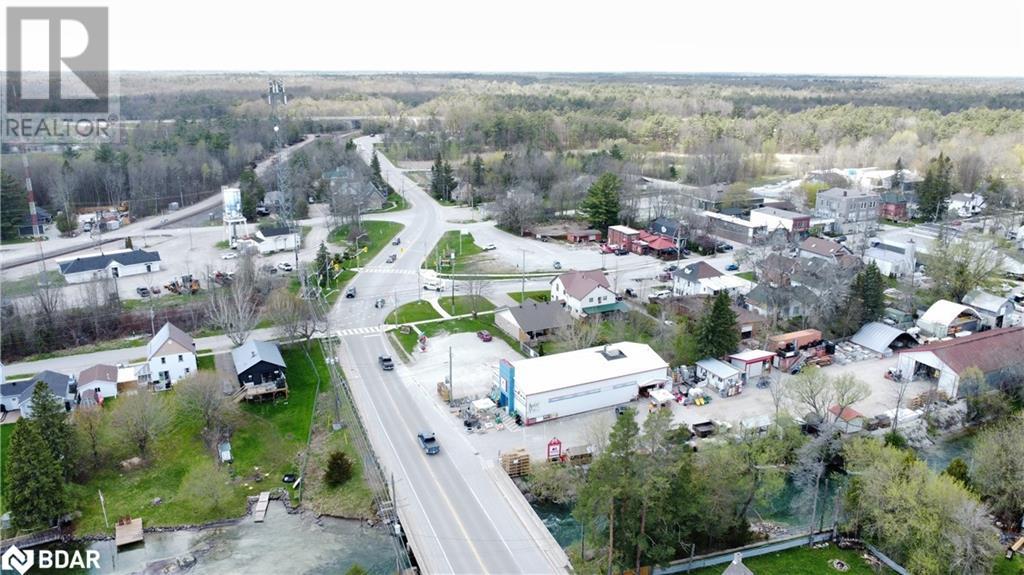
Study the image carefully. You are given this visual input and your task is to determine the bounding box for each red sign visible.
[547,438,562,459]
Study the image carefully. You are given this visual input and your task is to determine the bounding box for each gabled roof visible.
[18,370,73,402]
[147,322,194,359]
[962,289,1011,314]
[259,224,293,237]
[899,326,1024,375]
[919,300,980,326]
[553,269,611,300]
[58,249,161,275]
[674,261,722,283]
[799,237,850,258]
[231,340,286,374]
[508,301,573,333]
[79,364,118,385]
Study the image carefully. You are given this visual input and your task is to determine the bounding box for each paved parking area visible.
[404,332,513,402]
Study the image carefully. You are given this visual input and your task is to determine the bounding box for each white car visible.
[221,252,238,260]
[651,289,672,299]
[480,243,497,251]
[277,262,294,272]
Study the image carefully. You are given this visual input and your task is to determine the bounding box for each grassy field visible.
[391,314,522,356]
[438,295,495,317]
[685,544,888,575]
[16,336,148,363]
[507,290,551,303]
[370,192,408,212]
[196,354,215,371]
[3,270,66,298]
[327,220,404,266]
[994,555,1024,575]
[735,271,756,282]
[387,300,442,324]
[424,230,484,273]
[122,292,207,312]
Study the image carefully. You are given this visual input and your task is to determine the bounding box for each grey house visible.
[0,370,76,416]
[494,301,573,343]
[814,187,880,235]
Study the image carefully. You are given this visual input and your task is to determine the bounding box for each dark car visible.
[386,254,397,263]
[417,432,440,455]
[392,237,401,246]
[477,330,493,342]
[726,263,739,271]
[374,297,386,309]
[136,286,151,298]
[615,248,629,256]
[345,286,357,298]
[379,354,394,371]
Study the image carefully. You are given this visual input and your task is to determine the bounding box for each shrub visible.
[324,451,353,487]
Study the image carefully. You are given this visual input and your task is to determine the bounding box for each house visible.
[666,295,767,340]
[856,168,922,195]
[896,326,1024,397]
[498,342,669,424]
[56,249,162,284]
[863,239,916,277]
[916,300,982,338]
[550,269,624,318]
[494,301,573,343]
[695,358,743,396]
[607,225,641,250]
[252,222,299,255]
[648,217,686,244]
[814,187,880,235]
[744,283,819,321]
[0,370,76,416]
[566,228,602,243]
[962,289,1016,329]
[948,193,985,218]
[78,364,119,400]
[231,339,288,400]
[141,322,197,389]
[635,230,679,257]
[880,191,910,221]
[682,186,764,213]
[325,166,388,212]
[749,207,811,236]
[672,261,752,297]
[728,350,775,383]
[703,211,765,244]
[799,237,853,262]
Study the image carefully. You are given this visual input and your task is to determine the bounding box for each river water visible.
[85,503,398,574]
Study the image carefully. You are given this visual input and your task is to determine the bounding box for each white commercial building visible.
[56,249,162,284]
[498,342,669,425]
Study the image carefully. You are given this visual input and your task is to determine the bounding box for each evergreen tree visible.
[54,211,78,235]
[696,291,739,359]
[0,170,29,241]
[26,382,76,480]
[325,451,354,486]
[858,262,885,324]
[4,420,67,530]
[345,139,356,152]
[891,157,904,191]
[239,167,264,221]
[315,241,331,281]
[370,152,383,188]
[124,237,134,250]
[579,172,622,232]
[609,143,624,161]
[429,153,457,201]
[917,152,956,221]
[471,155,485,187]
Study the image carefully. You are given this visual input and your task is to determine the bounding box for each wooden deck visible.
[232,382,288,403]
[115,518,143,547]
[253,491,270,523]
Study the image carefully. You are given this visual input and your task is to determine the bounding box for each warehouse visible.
[896,327,1024,397]
[498,342,669,425]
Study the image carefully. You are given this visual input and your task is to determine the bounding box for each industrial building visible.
[498,342,669,425]
[916,300,981,338]
[896,327,1024,397]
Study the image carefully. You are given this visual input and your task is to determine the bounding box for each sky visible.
[3,0,1024,77]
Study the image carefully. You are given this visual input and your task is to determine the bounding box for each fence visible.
[654,531,833,574]
[865,543,910,575]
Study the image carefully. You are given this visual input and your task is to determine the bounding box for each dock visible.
[115,517,143,547]
[253,491,270,522]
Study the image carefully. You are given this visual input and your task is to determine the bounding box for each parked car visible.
[600,244,615,254]
[277,262,293,272]
[345,286,357,298]
[221,252,238,260]
[378,354,395,371]
[386,254,397,263]
[261,264,277,275]
[392,237,401,246]
[715,243,733,252]
[136,286,151,298]
[538,235,550,242]
[650,289,672,300]
[624,288,637,298]
[726,263,739,271]
[480,243,497,251]
[423,281,444,292]
[477,330,493,342]
[417,432,440,455]
[552,261,562,270]
[663,264,678,272]
[614,248,629,256]
[374,297,386,308]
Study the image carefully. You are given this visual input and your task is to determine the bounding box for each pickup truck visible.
[378,354,394,370]
[417,432,440,455]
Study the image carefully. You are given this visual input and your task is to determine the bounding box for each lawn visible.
[122,292,207,312]
[16,336,148,362]
[438,295,495,317]
[327,220,404,267]
[424,230,484,273]
[2,270,66,298]
[685,544,889,575]
[370,192,408,212]
[392,314,523,356]
[196,354,215,371]
[736,271,756,282]
[994,554,1024,575]
[507,290,551,303]
[387,300,442,324]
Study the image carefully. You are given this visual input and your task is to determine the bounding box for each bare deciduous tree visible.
[556,318,601,351]
[266,288,323,345]
[72,406,105,468]
[114,389,171,458]
[785,366,834,421]
[206,253,263,346]
[830,373,870,426]
[176,373,240,442]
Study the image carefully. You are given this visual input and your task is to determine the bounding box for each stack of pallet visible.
[500,449,531,478]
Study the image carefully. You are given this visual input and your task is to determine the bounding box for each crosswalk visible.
[335,326,385,337]
[356,267,420,276]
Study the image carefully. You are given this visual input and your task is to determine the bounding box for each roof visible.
[582,301,628,314]
[864,246,908,263]
[819,187,879,199]
[746,283,818,308]
[259,224,293,237]
[850,322,915,354]
[507,301,573,333]
[608,225,639,235]
[511,342,668,397]
[57,249,161,275]
[962,289,1011,314]
[553,269,611,300]
[79,364,118,385]
[919,300,980,327]
[17,370,72,402]
[828,404,864,422]
[750,206,809,220]
[899,326,1024,375]
[231,340,286,374]
[147,322,194,360]
[729,350,775,363]
[800,237,850,258]
[696,358,740,379]
[674,261,722,283]
[0,379,34,401]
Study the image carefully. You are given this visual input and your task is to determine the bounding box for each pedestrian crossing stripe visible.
[355,268,419,275]
[335,326,384,337]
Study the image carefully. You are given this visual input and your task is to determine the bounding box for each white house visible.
[56,249,162,284]
[863,239,916,277]
[695,358,743,396]
[78,364,120,399]
[141,322,197,389]
[498,342,669,424]
[948,193,986,218]
[252,223,299,255]
[672,261,752,297]
[962,289,1017,329]
[550,269,623,318]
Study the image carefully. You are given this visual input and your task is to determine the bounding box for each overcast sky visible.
[5,0,1024,77]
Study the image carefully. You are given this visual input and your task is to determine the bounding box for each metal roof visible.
[850,322,915,354]
[231,340,286,375]
[147,322,194,359]
[962,289,1011,314]
[511,342,668,397]
[57,249,161,275]
[919,300,980,326]
[696,358,740,379]
[899,326,1024,374]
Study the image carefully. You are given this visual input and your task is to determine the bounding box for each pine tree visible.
[696,291,739,359]
[315,241,331,281]
[345,139,356,152]
[917,152,956,221]
[471,155,485,187]
[239,167,264,221]
[125,237,134,250]
[0,170,29,241]
[5,420,67,530]
[325,451,354,486]
[430,153,443,199]
[370,152,383,188]
[26,382,76,480]
[579,172,622,232]
[858,262,885,324]
[891,157,904,191]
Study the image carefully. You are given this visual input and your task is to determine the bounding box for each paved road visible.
[329,136,569,574]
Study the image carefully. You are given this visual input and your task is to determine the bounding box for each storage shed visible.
[850,322,918,355]
[896,326,1024,397]
[916,300,981,338]
[695,358,742,396]
[728,350,775,382]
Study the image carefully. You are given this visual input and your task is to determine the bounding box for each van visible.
[423,280,444,292]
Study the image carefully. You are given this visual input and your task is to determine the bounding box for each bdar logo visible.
[1,545,34,575]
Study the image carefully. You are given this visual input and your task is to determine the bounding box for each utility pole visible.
[448,346,454,407]
[521,249,526,302]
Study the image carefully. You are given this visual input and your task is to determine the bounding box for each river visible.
[84,503,399,574]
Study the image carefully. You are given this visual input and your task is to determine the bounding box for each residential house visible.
[78,364,119,400]
[666,295,767,340]
[672,261,752,297]
[814,187,880,235]
[634,230,678,257]
[896,326,1024,397]
[0,370,75,416]
[749,207,811,236]
[550,269,623,318]
[856,168,922,194]
[682,186,764,213]
[325,166,388,212]
[56,249,162,284]
[231,340,288,399]
[962,289,1017,329]
[916,300,981,338]
[948,193,986,218]
[494,301,573,343]
[703,211,765,244]
[744,283,819,321]
[863,239,916,277]
[799,236,853,262]
[252,222,299,255]
[695,358,743,396]
[141,322,197,389]
[880,191,910,221]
